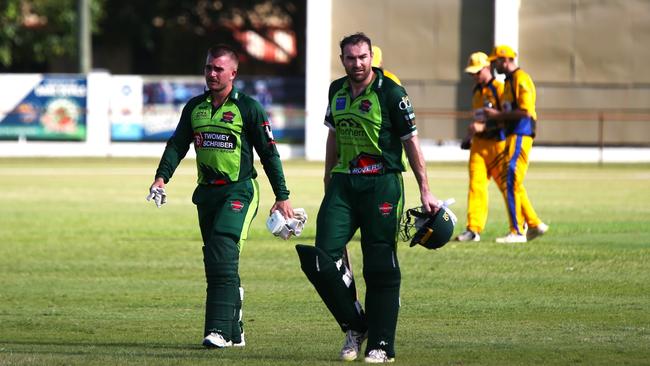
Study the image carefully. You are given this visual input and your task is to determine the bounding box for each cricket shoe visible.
[340,329,368,361]
[456,230,480,242]
[526,223,549,241]
[232,332,245,347]
[202,332,232,348]
[495,233,527,243]
[364,349,395,363]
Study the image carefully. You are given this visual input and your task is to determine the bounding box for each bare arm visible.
[323,129,337,190]
[402,134,439,214]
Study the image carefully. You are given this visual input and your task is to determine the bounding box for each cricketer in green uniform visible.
[297,33,440,363]
[149,45,293,348]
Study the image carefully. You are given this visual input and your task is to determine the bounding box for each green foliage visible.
[0,0,104,67]
[0,158,649,365]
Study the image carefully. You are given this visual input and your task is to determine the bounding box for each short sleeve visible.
[386,86,417,141]
[517,74,536,115]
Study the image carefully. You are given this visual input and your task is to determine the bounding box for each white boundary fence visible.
[1,72,649,162]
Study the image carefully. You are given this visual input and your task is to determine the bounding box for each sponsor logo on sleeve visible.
[262,121,276,145]
[398,96,412,111]
[398,96,415,127]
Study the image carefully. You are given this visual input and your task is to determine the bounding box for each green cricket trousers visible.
[315,172,404,358]
[192,179,259,343]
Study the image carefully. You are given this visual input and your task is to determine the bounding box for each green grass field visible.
[1,158,649,365]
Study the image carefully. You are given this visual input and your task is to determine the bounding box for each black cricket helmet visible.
[400,205,457,249]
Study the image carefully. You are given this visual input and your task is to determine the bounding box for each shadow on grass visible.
[0,339,333,363]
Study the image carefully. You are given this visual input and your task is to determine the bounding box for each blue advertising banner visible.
[0,75,87,140]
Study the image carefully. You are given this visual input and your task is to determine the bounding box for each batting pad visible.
[295,244,366,332]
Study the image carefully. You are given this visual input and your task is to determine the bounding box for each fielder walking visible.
[147,44,293,347]
[456,51,506,242]
[483,45,548,243]
[296,33,440,363]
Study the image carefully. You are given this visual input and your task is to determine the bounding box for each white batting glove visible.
[266,208,308,240]
[266,210,286,236]
[289,208,308,236]
[437,198,457,224]
[437,198,455,207]
[286,218,304,237]
[146,187,167,208]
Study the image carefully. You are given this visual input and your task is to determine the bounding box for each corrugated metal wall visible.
[330,0,650,145]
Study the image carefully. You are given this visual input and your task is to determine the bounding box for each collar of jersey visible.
[206,86,241,104]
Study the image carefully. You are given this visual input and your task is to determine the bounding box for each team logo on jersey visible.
[378,202,394,217]
[221,111,235,123]
[336,97,347,111]
[349,153,385,175]
[230,200,244,212]
[359,99,372,113]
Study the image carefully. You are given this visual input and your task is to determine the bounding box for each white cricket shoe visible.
[202,332,232,348]
[456,230,480,242]
[340,329,367,361]
[526,223,549,241]
[495,233,527,243]
[232,332,245,347]
[364,349,395,363]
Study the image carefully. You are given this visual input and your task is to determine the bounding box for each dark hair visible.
[207,44,239,66]
[339,32,372,55]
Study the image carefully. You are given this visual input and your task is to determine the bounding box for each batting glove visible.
[437,198,456,207]
[437,198,458,225]
[266,208,308,240]
[146,187,167,208]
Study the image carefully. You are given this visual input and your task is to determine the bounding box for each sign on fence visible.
[0,75,87,140]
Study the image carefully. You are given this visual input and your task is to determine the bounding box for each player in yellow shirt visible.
[371,46,402,85]
[484,45,548,243]
[456,52,506,242]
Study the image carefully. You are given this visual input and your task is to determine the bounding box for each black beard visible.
[347,68,370,82]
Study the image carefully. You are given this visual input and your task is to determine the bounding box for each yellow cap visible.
[464,52,490,74]
[489,45,517,61]
[371,45,383,68]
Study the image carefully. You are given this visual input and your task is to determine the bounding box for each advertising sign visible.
[0,75,87,140]
[138,76,305,142]
[110,76,144,141]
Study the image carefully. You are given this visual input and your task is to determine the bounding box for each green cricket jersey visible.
[325,67,417,175]
[155,88,290,201]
